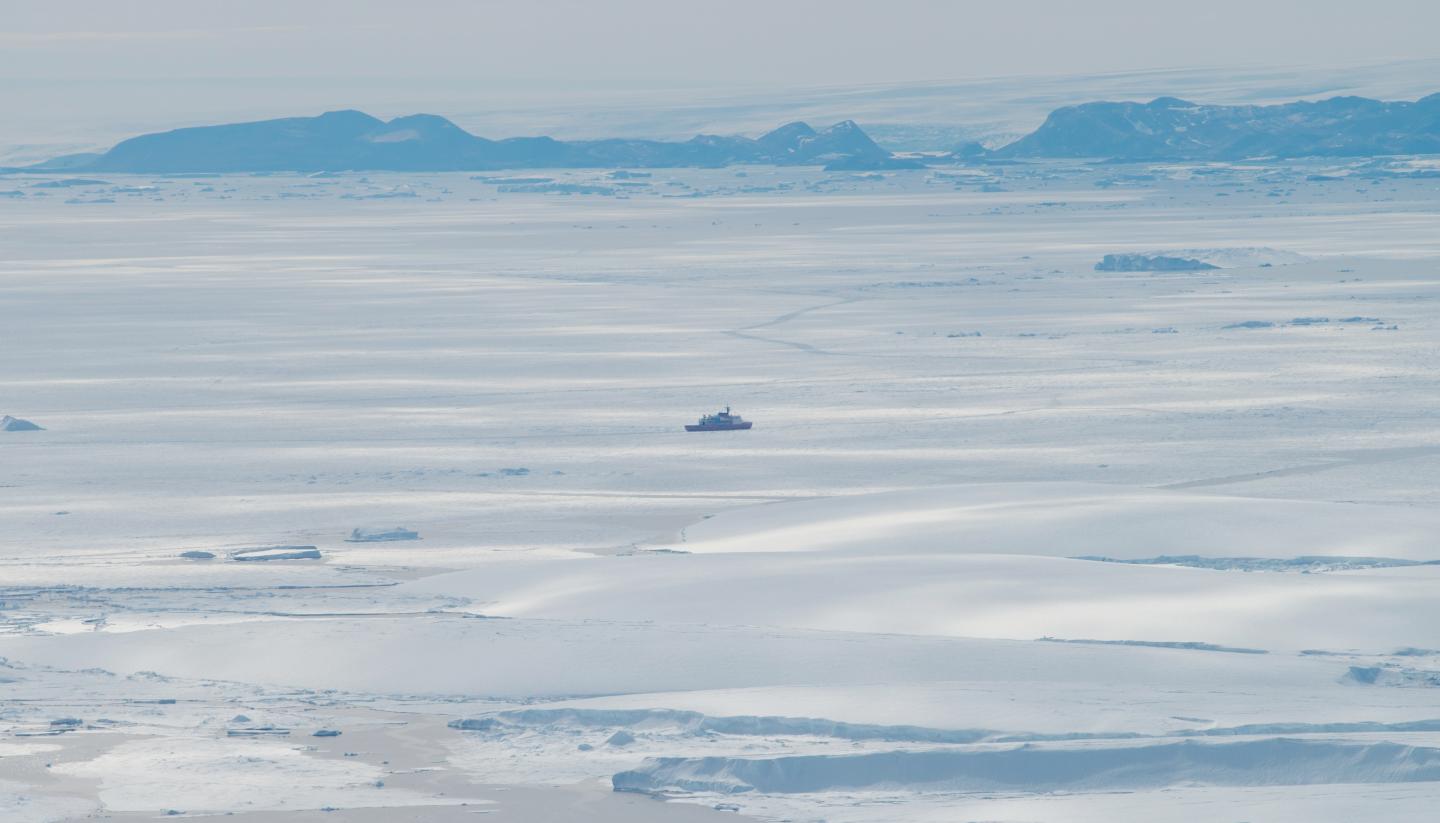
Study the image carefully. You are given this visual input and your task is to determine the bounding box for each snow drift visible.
[614,738,1440,794]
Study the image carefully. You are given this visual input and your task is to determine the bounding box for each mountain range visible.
[22,93,1440,173]
[35,111,919,174]
[986,93,1440,161]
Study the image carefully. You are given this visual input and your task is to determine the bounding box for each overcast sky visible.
[7,0,1440,88]
[4,0,1439,154]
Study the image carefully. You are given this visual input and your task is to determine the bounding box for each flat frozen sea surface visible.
[2,161,1439,820]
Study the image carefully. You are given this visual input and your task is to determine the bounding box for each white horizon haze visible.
[3,0,1440,159]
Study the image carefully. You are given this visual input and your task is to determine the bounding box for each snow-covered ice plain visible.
[3,157,1440,820]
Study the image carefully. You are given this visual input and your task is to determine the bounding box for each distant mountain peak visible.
[761,121,817,140]
[45,111,912,173]
[366,114,482,147]
[382,113,464,129]
[782,120,891,164]
[990,92,1440,161]
[316,109,385,126]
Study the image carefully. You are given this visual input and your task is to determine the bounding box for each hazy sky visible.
[4,0,1439,155]
[7,0,1440,89]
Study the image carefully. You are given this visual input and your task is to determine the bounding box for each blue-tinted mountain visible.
[47,111,917,173]
[756,120,898,165]
[989,94,1440,161]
